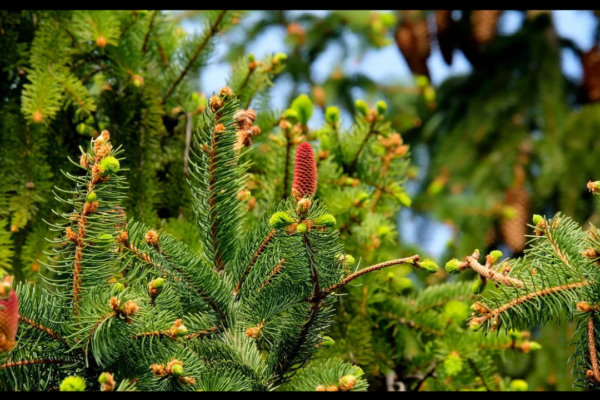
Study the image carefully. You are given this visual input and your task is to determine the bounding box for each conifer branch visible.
[72,174,99,317]
[588,314,600,383]
[234,229,276,294]
[184,326,218,340]
[162,10,227,103]
[465,251,524,288]
[258,259,286,291]
[141,10,158,54]
[347,120,377,174]
[322,255,420,294]
[183,112,193,177]
[87,312,117,344]
[467,359,492,391]
[18,316,62,342]
[282,130,293,200]
[0,358,74,370]
[382,311,444,335]
[471,281,592,325]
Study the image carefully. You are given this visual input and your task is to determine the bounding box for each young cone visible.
[291,142,318,200]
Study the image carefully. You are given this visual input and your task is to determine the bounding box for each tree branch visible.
[234,229,276,295]
[471,281,592,325]
[141,10,158,54]
[162,10,227,103]
[19,316,62,342]
[588,314,600,383]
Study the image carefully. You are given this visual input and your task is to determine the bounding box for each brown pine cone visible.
[435,10,454,65]
[471,10,501,45]
[500,187,530,253]
[582,45,600,102]
[395,11,430,77]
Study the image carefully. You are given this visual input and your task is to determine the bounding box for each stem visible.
[467,359,492,391]
[347,120,377,174]
[141,10,158,54]
[162,10,227,103]
[234,229,276,294]
[258,259,286,291]
[18,316,62,342]
[238,68,254,96]
[413,363,437,391]
[322,255,420,293]
[183,112,193,177]
[588,314,600,383]
[0,358,73,370]
[471,281,592,325]
[465,252,524,288]
[282,128,293,200]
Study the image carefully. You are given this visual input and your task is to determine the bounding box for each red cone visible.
[291,142,318,200]
[0,289,18,352]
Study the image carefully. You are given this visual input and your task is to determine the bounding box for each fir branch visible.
[588,314,600,383]
[382,311,444,336]
[141,10,158,54]
[87,312,117,344]
[183,112,193,177]
[471,281,592,325]
[258,259,286,291]
[282,130,293,200]
[234,229,276,294]
[347,119,377,174]
[162,10,227,103]
[467,359,492,391]
[184,326,218,340]
[18,316,62,342]
[465,251,524,288]
[0,358,73,370]
[322,255,420,294]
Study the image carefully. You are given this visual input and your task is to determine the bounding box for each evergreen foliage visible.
[446,185,600,390]
[0,88,434,391]
[0,10,285,283]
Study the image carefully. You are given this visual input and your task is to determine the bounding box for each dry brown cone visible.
[395,10,430,77]
[471,10,501,45]
[581,45,600,102]
[500,187,530,253]
[435,10,454,65]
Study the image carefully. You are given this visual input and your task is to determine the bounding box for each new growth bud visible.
[296,223,307,233]
[60,376,87,392]
[418,259,439,273]
[86,191,97,203]
[269,211,294,229]
[445,258,462,275]
[472,277,487,295]
[532,214,543,225]
[325,106,340,125]
[375,100,387,116]
[354,99,369,117]
[313,214,336,228]
[99,156,120,175]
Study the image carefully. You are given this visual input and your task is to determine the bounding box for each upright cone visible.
[500,187,530,253]
[291,142,318,200]
[0,280,18,352]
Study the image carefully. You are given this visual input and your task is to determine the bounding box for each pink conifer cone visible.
[291,142,318,200]
[0,289,18,352]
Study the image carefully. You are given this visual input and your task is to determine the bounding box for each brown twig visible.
[467,359,492,391]
[588,314,600,383]
[322,255,420,294]
[0,358,73,370]
[162,10,227,103]
[234,229,276,294]
[471,281,592,325]
[347,119,377,174]
[282,128,293,200]
[18,316,62,342]
[141,10,158,54]
[87,312,117,343]
[184,326,218,340]
[183,112,193,177]
[258,259,286,291]
[465,251,524,288]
